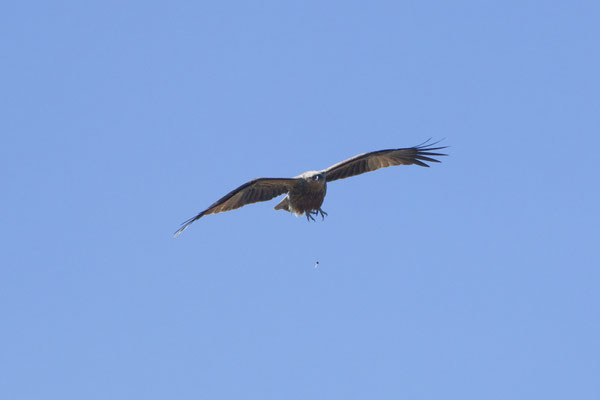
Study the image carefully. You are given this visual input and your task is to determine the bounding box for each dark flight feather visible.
[322,140,447,182]
[174,178,298,237]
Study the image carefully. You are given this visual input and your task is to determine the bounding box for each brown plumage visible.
[174,140,447,237]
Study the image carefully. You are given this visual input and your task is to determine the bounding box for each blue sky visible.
[2,1,599,399]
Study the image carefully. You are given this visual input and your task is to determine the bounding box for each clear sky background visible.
[2,1,599,399]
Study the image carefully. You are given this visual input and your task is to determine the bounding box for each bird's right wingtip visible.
[173,227,186,238]
[173,211,208,238]
[173,215,199,238]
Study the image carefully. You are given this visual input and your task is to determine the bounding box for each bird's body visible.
[274,171,327,219]
[174,140,447,237]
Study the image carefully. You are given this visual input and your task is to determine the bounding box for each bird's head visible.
[298,171,325,182]
[311,173,325,182]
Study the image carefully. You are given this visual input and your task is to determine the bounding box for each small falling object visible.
[314,261,319,269]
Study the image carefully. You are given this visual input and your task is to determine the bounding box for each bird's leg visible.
[317,208,328,221]
[305,211,316,222]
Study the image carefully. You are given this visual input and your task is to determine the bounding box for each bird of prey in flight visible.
[174,140,447,237]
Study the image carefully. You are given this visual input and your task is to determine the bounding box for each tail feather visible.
[274,197,289,211]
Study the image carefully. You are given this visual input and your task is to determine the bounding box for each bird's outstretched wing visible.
[174,177,298,237]
[322,140,447,182]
